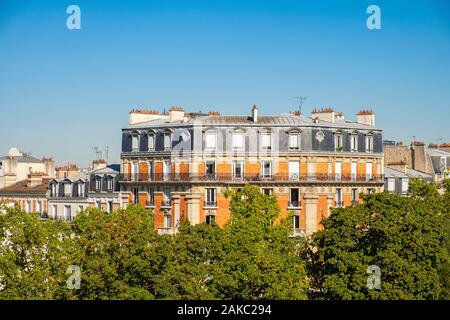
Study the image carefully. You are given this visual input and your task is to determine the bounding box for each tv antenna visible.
[105,145,109,163]
[293,96,307,115]
[92,146,102,160]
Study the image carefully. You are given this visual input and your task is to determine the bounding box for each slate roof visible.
[0,179,50,196]
[1,155,42,163]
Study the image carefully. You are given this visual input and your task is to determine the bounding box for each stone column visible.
[172,194,181,232]
[304,195,319,235]
[185,193,201,225]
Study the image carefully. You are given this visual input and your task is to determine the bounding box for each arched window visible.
[131,130,140,152]
[350,131,359,152]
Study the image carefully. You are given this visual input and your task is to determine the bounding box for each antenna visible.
[92,146,102,160]
[433,137,443,148]
[293,96,307,115]
[105,145,109,163]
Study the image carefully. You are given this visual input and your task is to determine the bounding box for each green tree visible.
[309,179,449,300]
[209,185,309,299]
[70,204,156,299]
[0,205,76,299]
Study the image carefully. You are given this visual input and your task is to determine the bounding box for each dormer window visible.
[148,133,155,151]
[164,132,171,150]
[107,177,114,191]
[350,132,358,152]
[334,131,343,151]
[232,131,244,150]
[95,176,102,191]
[261,132,271,149]
[77,182,84,197]
[288,130,301,150]
[131,131,139,152]
[366,133,374,153]
[64,182,72,197]
[205,131,216,150]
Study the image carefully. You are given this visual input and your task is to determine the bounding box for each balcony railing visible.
[161,199,171,207]
[204,201,218,208]
[288,201,301,208]
[119,173,384,183]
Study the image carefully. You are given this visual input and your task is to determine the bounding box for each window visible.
[95,177,102,191]
[366,163,373,180]
[107,177,114,191]
[52,184,58,197]
[53,205,58,219]
[131,162,139,181]
[36,201,42,214]
[78,183,84,197]
[108,201,113,213]
[96,201,101,209]
[289,132,300,149]
[366,135,374,153]
[133,188,139,204]
[148,134,155,151]
[262,188,273,195]
[163,187,171,205]
[205,214,216,225]
[289,188,300,208]
[335,188,343,207]
[351,188,358,204]
[132,135,139,151]
[335,132,343,151]
[261,161,272,178]
[233,161,244,179]
[261,132,271,149]
[387,178,395,192]
[148,187,155,206]
[163,160,171,180]
[293,215,300,230]
[232,132,244,149]
[25,200,31,213]
[164,213,171,228]
[351,162,357,181]
[401,178,409,194]
[64,205,71,221]
[335,162,342,180]
[64,183,72,196]
[205,132,216,149]
[289,161,300,180]
[78,205,84,213]
[164,133,171,150]
[205,188,216,207]
[206,161,216,178]
[351,133,358,152]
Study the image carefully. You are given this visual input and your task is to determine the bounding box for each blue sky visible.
[0,0,449,166]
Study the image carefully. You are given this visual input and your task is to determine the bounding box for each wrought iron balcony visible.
[119,173,384,183]
[288,201,301,208]
[204,201,218,208]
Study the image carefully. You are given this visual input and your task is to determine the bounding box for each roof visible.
[426,148,450,157]
[124,113,380,131]
[1,155,42,163]
[384,166,408,178]
[0,179,49,196]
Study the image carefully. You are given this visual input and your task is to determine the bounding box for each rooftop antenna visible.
[293,96,307,115]
[92,146,102,160]
[105,146,109,163]
[433,137,443,148]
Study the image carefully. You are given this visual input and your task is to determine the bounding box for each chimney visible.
[129,109,169,125]
[92,159,107,171]
[27,172,44,187]
[335,112,345,121]
[42,157,55,178]
[169,106,185,122]
[252,104,258,123]
[311,107,335,123]
[356,109,375,126]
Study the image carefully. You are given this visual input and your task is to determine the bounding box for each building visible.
[384,141,450,184]
[119,106,384,235]
[48,161,121,220]
[384,166,432,194]
[0,147,55,188]
[0,172,51,217]
[55,163,80,179]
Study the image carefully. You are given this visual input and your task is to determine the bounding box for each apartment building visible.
[48,161,121,220]
[0,172,50,217]
[0,147,55,188]
[119,106,384,235]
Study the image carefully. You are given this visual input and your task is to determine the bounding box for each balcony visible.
[291,228,306,237]
[288,201,301,209]
[204,201,217,208]
[119,173,384,184]
[161,199,171,208]
[335,201,344,208]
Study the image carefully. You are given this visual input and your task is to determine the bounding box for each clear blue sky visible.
[0,0,449,167]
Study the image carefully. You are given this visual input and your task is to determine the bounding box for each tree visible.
[0,205,76,299]
[70,205,156,299]
[309,179,449,300]
[209,185,309,299]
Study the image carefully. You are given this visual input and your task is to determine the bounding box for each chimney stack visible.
[311,107,335,123]
[356,110,375,126]
[129,109,169,125]
[169,106,185,122]
[252,104,258,123]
